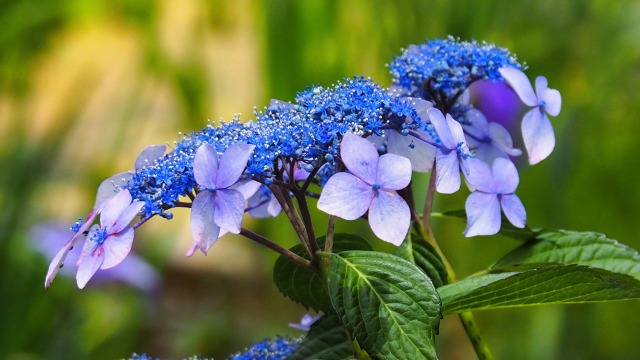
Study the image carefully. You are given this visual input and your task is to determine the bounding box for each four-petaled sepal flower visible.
[317,132,411,245]
[464,158,526,237]
[76,189,145,288]
[499,67,561,165]
[428,108,473,194]
[189,142,255,255]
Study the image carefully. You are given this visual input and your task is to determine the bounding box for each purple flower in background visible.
[470,80,522,130]
[189,143,255,255]
[33,224,159,291]
[76,189,145,288]
[499,67,561,165]
[464,158,526,237]
[428,108,473,194]
[463,108,522,164]
[317,132,411,245]
[45,145,165,288]
[289,313,321,331]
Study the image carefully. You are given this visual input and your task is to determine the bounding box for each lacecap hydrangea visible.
[44,38,560,307]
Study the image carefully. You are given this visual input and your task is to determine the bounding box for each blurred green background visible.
[2,0,640,359]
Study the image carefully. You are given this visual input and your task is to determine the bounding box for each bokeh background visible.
[2,0,640,359]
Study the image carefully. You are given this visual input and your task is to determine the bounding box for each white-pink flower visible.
[76,189,145,288]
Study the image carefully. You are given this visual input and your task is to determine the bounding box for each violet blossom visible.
[498,67,561,165]
[317,132,411,245]
[189,142,255,255]
[463,158,526,237]
[428,108,473,194]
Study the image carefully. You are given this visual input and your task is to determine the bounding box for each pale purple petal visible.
[216,143,255,189]
[474,144,508,165]
[317,172,373,220]
[435,149,460,194]
[340,132,378,184]
[44,209,100,288]
[110,201,144,233]
[492,158,519,194]
[95,172,131,209]
[534,76,548,98]
[428,108,455,148]
[193,143,219,188]
[499,67,538,107]
[464,192,501,237]
[387,131,435,172]
[190,191,221,255]
[134,144,166,170]
[248,188,282,218]
[213,189,245,234]
[231,179,261,200]
[76,225,104,289]
[100,190,133,229]
[500,194,527,228]
[541,88,561,117]
[488,122,522,156]
[408,97,433,123]
[368,190,410,246]
[45,233,85,288]
[522,108,555,165]
[376,153,411,190]
[101,227,135,269]
[447,114,467,145]
[462,108,489,148]
[463,158,495,193]
[289,314,321,331]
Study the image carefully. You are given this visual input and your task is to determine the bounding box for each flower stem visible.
[325,215,336,253]
[240,228,311,268]
[459,312,495,360]
[420,166,495,360]
[269,184,311,255]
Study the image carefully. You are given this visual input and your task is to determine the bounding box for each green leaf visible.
[438,209,538,241]
[492,230,640,280]
[288,313,353,360]
[273,234,372,312]
[394,231,448,288]
[327,251,441,360]
[439,264,640,315]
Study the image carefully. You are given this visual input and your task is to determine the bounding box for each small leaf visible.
[394,231,448,288]
[438,209,537,241]
[288,313,353,360]
[439,264,640,315]
[328,251,441,360]
[492,230,640,280]
[273,234,372,312]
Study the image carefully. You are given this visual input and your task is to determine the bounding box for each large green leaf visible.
[437,209,538,241]
[394,231,448,288]
[327,251,441,360]
[439,264,640,315]
[273,234,371,312]
[492,230,640,280]
[288,313,353,360]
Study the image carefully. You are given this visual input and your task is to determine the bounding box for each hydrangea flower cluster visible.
[389,36,522,108]
[40,37,566,359]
